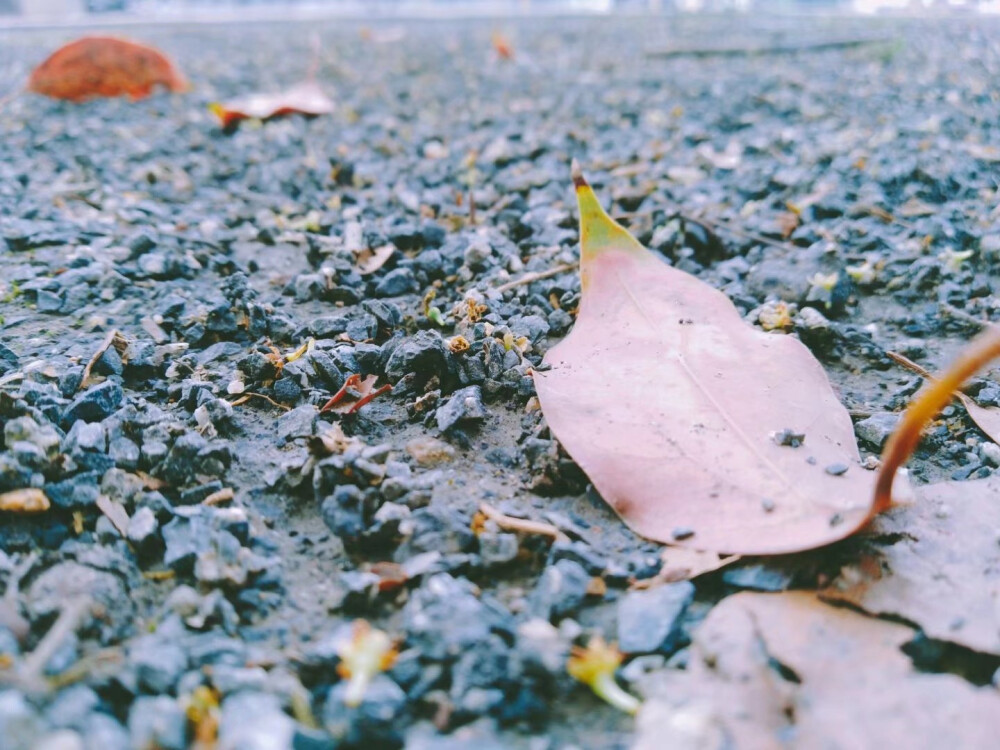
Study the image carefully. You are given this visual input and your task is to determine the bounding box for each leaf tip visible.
[571,158,587,189]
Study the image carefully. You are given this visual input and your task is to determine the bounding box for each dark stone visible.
[616,582,694,654]
[45,684,99,730]
[855,412,900,450]
[323,675,406,748]
[238,352,278,383]
[394,506,476,561]
[219,692,295,750]
[0,691,42,750]
[435,385,488,432]
[529,559,591,621]
[95,346,124,377]
[402,574,513,661]
[128,232,157,257]
[722,564,794,591]
[274,377,302,404]
[374,268,419,297]
[0,455,34,492]
[383,331,450,387]
[130,635,188,693]
[160,432,209,485]
[62,381,123,425]
[306,351,345,391]
[27,562,133,643]
[824,462,849,476]
[549,540,607,575]
[0,344,19,376]
[44,472,100,509]
[320,484,366,543]
[449,633,512,716]
[479,532,520,567]
[127,506,162,559]
[128,696,187,750]
[420,221,446,249]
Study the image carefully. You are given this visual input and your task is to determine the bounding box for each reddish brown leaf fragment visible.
[319,374,391,415]
[491,32,514,60]
[28,36,187,102]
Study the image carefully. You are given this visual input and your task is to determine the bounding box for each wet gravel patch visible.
[2,12,1000,748]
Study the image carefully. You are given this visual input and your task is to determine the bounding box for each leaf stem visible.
[874,327,1000,512]
[593,673,641,715]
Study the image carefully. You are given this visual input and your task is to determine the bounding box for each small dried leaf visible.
[310,424,362,456]
[355,245,395,276]
[632,548,739,589]
[211,81,333,132]
[95,494,130,537]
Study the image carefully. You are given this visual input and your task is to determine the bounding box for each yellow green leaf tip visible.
[570,161,645,284]
[567,635,641,715]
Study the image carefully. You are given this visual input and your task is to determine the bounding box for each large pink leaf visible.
[533,165,874,554]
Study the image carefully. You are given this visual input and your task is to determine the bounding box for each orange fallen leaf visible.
[491,32,514,61]
[210,81,333,133]
[369,561,408,592]
[28,36,187,102]
[533,163,873,555]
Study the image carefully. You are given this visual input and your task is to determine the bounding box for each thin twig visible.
[495,263,576,294]
[685,213,793,253]
[306,32,322,82]
[78,330,117,392]
[78,330,128,392]
[646,35,894,59]
[229,392,291,411]
[886,351,936,381]
[202,487,235,506]
[95,495,130,537]
[46,648,123,690]
[617,207,795,254]
[940,302,998,330]
[857,205,914,230]
[0,87,21,112]
[3,552,37,606]
[478,502,568,542]
[19,597,92,690]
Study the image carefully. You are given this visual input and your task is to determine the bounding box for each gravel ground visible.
[2,12,1000,749]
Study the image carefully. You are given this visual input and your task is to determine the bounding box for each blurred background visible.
[3,0,997,25]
